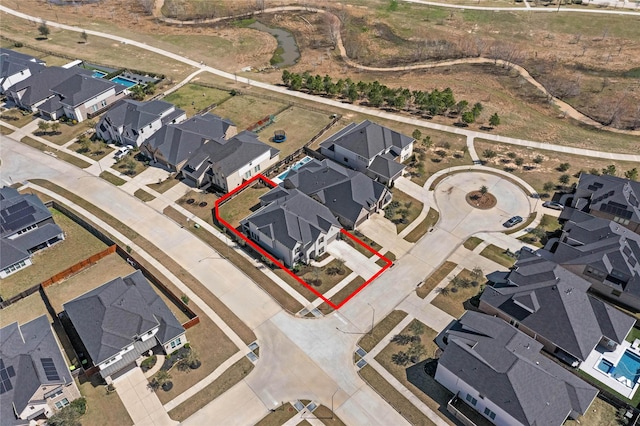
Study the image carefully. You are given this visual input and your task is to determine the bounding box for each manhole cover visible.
[186,198,195,204]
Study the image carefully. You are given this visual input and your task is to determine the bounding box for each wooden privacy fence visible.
[41,245,117,288]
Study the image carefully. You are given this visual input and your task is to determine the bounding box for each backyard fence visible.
[40,245,117,288]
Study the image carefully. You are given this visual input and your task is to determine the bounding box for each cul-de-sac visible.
[1,1,640,425]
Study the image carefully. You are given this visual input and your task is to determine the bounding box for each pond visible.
[248,21,300,67]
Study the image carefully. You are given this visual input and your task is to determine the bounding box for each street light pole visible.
[368,303,375,336]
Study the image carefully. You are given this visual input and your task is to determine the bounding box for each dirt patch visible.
[465,190,497,210]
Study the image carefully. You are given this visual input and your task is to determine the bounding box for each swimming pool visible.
[274,156,313,182]
[597,359,614,374]
[92,70,107,78]
[110,76,137,88]
[615,351,640,384]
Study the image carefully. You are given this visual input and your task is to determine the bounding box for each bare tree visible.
[138,0,154,14]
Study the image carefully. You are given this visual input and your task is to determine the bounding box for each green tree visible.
[543,181,556,192]
[602,164,617,176]
[558,162,571,172]
[625,168,639,181]
[480,185,488,195]
[37,120,50,134]
[533,155,544,164]
[281,70,291,86]
[38,21,50,39]
[461,111,475,124]
[482,149,497,159]
[559,174,571,185]
[489,112,500,127]
[412,129,422,141]
[346,85,358,103]
[515,157,524,167]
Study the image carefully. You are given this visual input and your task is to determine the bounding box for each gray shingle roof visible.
[439,311,598,426]
[575,173,640,224]
[0,48,45,65]
[0,239,29,270]
[551,210,640,297]
[279,159,390,226]
[481,254,635,361]
[0,315,73,425]
[320,120,414,159]
[6,66,92,107]
[144,113,234,168]
[368,152,406,181]
[241,189,339,250]
[184,131,277,178]
[0,50,45,91]
[50,73,126,107]
[63,270,185,365]
[1,190,52,238]
[99,99,183,141]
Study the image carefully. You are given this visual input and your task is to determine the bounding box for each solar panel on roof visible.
[3,379,12,392]
[40,358,60,381]
[6,366,14,377]
[611,201,628,209]
[0,382,5,395]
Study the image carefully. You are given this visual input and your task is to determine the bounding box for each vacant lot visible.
[475,140,640,194]
[163,83,231,113]
[0,209,108,299]
[218,183,271,229]
[256,106,334,158]
[213,94,288,130]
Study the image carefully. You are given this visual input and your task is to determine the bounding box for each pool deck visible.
[271,155,312,184]
[580,340,639,399]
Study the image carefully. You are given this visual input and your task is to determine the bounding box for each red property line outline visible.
[214,174,392,310]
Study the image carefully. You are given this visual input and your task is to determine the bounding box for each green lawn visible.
[479,244,516,268]
[518,214,561,247]
[77,374,133,426]
[431,269,486,318]
[385,189,423,233]
[463,237,483,251]
[20,137,92,169]
[218,183,271,229]
[99,171,127,186]
[163,83,231,113]
[404,208,439,243]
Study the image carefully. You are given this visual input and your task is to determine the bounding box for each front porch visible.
[579,340,640,399]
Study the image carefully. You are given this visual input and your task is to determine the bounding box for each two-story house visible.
[181,131,279,192]
[240,189,341,267]
[436,311,598,426]
[140,113,236,172]
[96,99,186,147]
[0,48,45,94]
[5,66,92,114]
[320,120,414,185]
[570,173,640,234]
[43,73,128,122]
[272,158,392,229]
[0,187,65,279]
[0,315,81,425]
[480,250,635,367]
[62,270,187,380]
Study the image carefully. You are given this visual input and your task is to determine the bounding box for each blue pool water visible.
[614,351,640,384]
[92,70,107,78]
[275,156,312,181]
[110,76,137,88]
[597,359,613,374]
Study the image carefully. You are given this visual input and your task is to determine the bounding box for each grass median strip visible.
[404,208,439,243]
[168,357,255,422]
[416,261,458,299]
[376,251,396,267]
[254,403,296,426]
[358,365,436,426]
[98,171,127,186]
[21,136,91,169]
[463,236,483,251]
[28,180,257,346]
[163,205,304,314]
[357,310,408,353]
[318,276,366,313]
[134,188,156,202]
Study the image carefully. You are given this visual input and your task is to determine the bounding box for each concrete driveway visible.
[114,368,177,426]
[433,172,531,238]
[327,240,381,280]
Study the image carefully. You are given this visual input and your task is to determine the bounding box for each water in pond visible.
[248,21,300,67]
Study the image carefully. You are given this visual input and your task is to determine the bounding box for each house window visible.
[295,247,301,254]
[55,399,70,410]
[244,170,252,179]
[170,337,182,349]
[319,247,324,254]
[3,260,27,275]
[92,104,99,112]
[17,224,37,235]
[49,389,63,399]
[319,237,324,243]
[100,100,107,108]
[483,407,496,420]
[343,157,349,162]
[465,394,478,406]
[254,165,260,172]
[612,289,622,297]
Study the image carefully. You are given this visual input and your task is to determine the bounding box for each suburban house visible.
[570,173,640,234]
[0,187,64,279]
[181,130,279,192]
[0,315,81,425]
[62,270,187,380]
[319,120,414,185]
[140,113,237,172]
[436,311,598,426]
[5,66,92,114]
[95,99,186,147]
[269,158,392,229]
[550,209,640,310]
[240,189,341,267]
[42,73,128,122]
[0,48,45,94]
[480,250,635,367]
